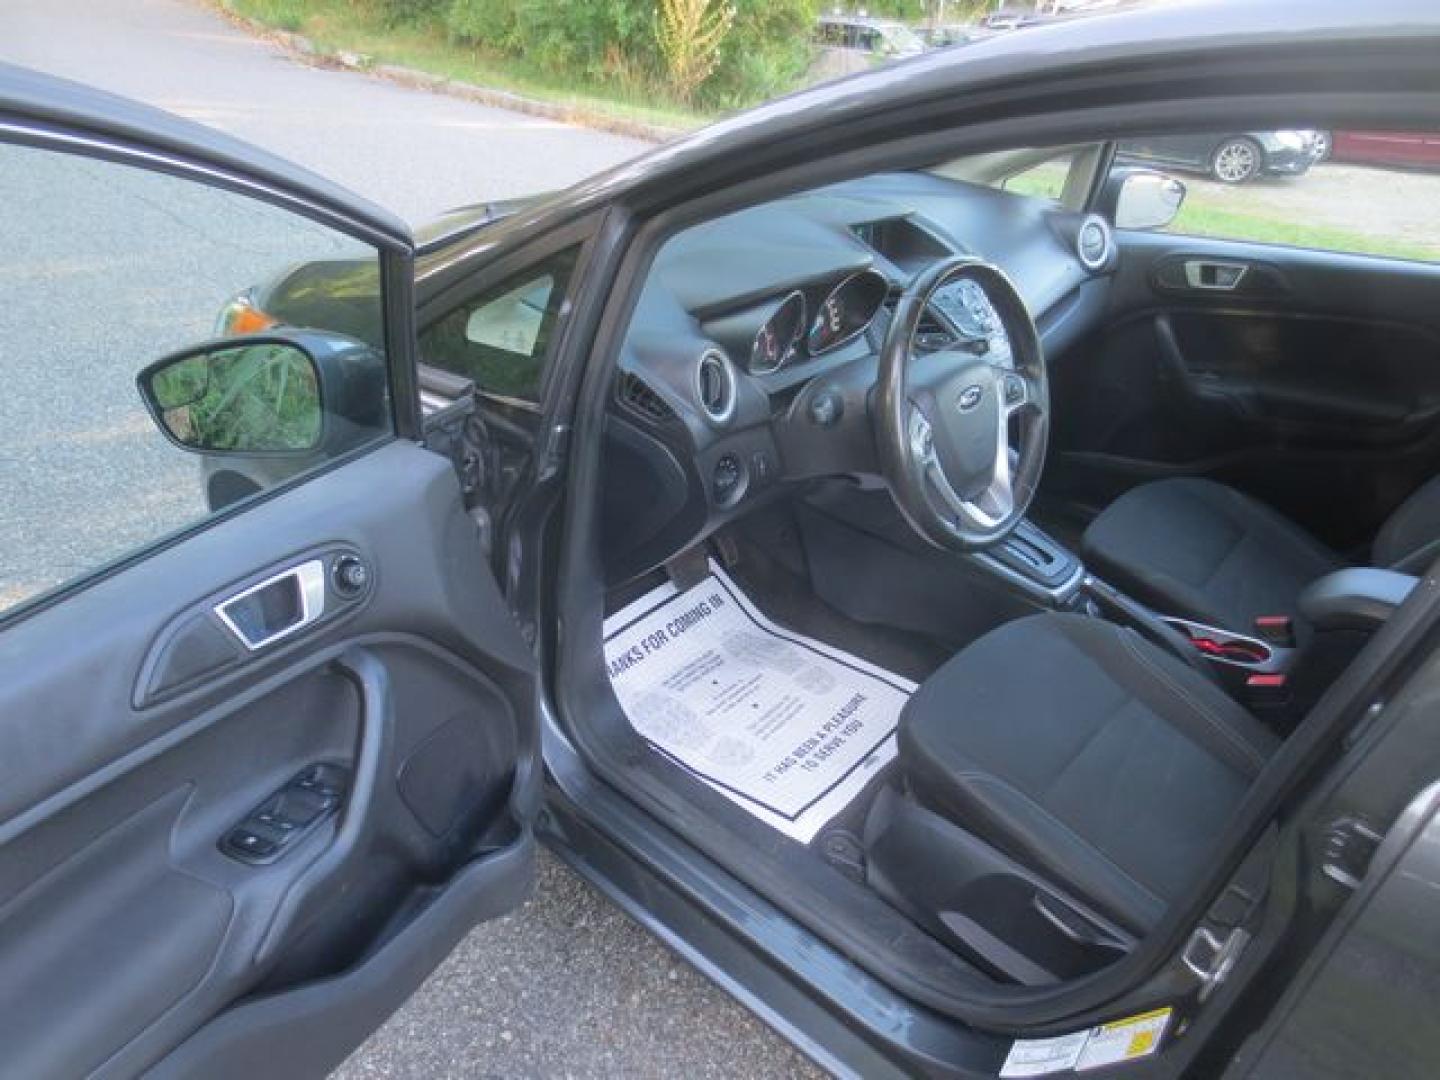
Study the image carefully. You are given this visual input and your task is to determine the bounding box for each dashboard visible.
[601,170,1117,584]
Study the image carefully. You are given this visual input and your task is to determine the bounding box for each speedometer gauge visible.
[749,290,806,375]
[807,269,889,355]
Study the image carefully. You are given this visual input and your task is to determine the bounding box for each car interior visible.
[559,137,1440,1000]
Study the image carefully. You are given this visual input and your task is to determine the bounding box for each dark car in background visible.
[1118,129,1323,183]
[814,14,927,59]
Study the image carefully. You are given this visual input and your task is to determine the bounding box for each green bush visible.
[376,0,447,27]
[442,0,819,110]
[525,0,659,86]
[235,0,306,31]
[699,0,815,110]
[444,0,520,49]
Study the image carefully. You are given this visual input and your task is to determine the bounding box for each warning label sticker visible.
[1000,1008,1172,1077]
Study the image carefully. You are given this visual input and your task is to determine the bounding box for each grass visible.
[1007,161,1440,263]
[1167,198,1440,263]
[222,0,706,133]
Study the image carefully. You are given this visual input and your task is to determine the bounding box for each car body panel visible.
[1332,128,1440,169]
[1226,781,1440,1078]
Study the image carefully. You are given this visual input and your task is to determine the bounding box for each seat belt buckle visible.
[1253,615,1295,648]
[1246,671,1289,705]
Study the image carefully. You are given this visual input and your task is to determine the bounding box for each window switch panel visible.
[221,763,348,865]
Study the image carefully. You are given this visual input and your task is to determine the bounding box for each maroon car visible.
[1329,129,1440,169]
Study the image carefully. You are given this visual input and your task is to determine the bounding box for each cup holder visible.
[1163,617,1277,670]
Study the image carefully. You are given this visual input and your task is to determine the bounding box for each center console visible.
[970,519,1086,605]
[978,519,1420,725]
[976,520,1304,717]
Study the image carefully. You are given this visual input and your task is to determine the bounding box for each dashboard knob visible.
[809,387,844,427]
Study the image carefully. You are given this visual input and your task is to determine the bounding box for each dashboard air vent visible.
[1076,214,1113,271]
[617,372,675,423]
[694,348,737,425]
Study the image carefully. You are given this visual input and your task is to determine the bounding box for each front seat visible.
[1081,475,1440,633]
[898,612,1276,933]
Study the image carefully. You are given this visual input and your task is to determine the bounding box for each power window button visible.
[295,765,345,799]
[225,827,279,861]
[254,809,299,833]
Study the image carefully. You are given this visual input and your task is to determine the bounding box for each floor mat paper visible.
[603,562,915,843]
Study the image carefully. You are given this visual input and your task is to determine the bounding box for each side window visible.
[1000,151,1080,202]
[1110,128,1440,263]
[0,141,390,619]
[419,248,579,404]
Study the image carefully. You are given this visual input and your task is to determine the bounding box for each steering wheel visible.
[875,256,1049,551]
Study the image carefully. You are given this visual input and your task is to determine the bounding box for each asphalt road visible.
[3,0,651,223]
[0,2,819,1077]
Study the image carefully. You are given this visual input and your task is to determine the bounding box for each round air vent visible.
[694,348,737,425]
[1076,214,1113,271]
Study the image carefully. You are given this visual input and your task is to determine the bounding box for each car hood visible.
[415,194,548,252]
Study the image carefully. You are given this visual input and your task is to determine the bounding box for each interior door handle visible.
[215,559,327,651]
[1183,259,1249,291]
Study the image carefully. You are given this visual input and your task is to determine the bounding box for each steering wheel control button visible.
[331,554,370,598]
[1003,374,1026,406]
[910,411,934,459]
[808,387,844,427]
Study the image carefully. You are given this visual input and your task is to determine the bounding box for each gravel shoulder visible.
[335,851,824,1080]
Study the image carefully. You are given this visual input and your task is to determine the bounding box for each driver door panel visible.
[1048,230,1440,551]
[0,443,536,1078]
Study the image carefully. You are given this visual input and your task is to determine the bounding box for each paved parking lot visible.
[1,1,819,1076]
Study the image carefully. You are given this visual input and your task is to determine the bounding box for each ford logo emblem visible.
[957,384,984,412]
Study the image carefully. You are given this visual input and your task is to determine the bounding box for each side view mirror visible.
[1114,170,1187,231]
[138,330,385,456]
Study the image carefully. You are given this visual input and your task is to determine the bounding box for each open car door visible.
[0,66,538,1078]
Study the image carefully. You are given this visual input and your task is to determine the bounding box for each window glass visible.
[419,248,578,403]
[931,148,1085,203]
[1001,151,1079,202]
[1112,129,1440,262]
[0,140,389,618]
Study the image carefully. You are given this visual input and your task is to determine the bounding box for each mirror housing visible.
[1097,165,1187,231]
[138,329,386,457]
